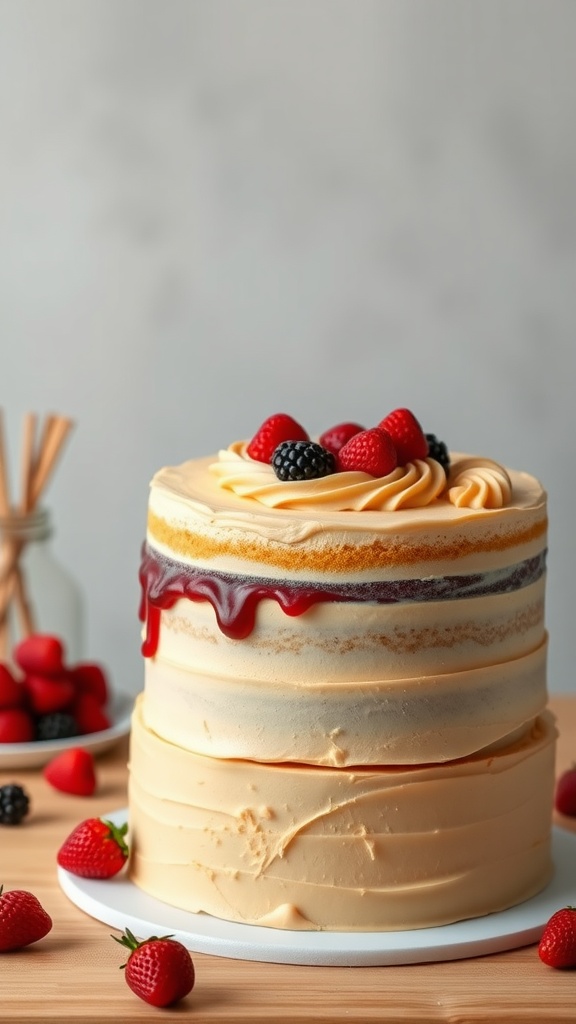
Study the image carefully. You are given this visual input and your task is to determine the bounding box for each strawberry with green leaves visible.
[57,817,129,878]
[0,885,52,952]
[114,928,195,1007]
[538,906,576,968]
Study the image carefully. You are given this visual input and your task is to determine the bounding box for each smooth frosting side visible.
[143,636,547,765]
[128,701,557,931]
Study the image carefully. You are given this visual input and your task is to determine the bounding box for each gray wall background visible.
[2,1,574,695]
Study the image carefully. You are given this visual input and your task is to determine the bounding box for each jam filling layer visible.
[138,543,546,655]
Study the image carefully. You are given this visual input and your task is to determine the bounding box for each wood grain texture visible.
[0,695,575,1024]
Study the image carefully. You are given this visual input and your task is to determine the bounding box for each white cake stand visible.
[58,811,576,967]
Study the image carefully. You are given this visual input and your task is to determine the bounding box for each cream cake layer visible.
[129,698,557,932]
[151,577,545,682]
[142,634,547,766]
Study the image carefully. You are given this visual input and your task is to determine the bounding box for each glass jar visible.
[0,507,85,666]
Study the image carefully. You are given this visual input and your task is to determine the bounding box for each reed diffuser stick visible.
[0,410,74,658]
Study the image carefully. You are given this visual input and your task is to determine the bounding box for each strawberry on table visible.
[246,413,309,463]
[114,928,195,1008]
[57,817,128,878]
[555,765,576,817]
[13,634,65,677]
[43,747,97,796]
[538,906,576,968]
[0,885,52,952]
[338,427,398,478]
[378,407,429,465]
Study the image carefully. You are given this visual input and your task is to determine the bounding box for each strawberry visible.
[319,422,365,456]
[57,817,128,878]
[70,691,111,735]
[13,634,65,677]
[338,427,398,478]
[555,765,576,816]
[377,408,429,464]
[538,906,576,968]
[0,707,35,743]
[246,413,309,463]
[43,747,96,796]
[68,662,109,707]
[22,673,74,716]
[0,664,24,710]
[0,884,52,951]
[114,928,195,1008]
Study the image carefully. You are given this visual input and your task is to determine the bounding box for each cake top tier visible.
[146,410,546,582]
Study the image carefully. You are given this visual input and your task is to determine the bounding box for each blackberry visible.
[272,440,336,482]
[0,783,30,825]
[35,712,78,742]
[425,433,450,474]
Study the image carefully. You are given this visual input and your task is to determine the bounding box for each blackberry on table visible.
[425,433,450,473]
[35,712,78,742]
[0,783,30,825]
[271,441,336,482]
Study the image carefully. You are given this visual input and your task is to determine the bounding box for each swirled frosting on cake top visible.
[210,441,513,512]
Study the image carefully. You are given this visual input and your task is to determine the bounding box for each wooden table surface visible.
[1,694,575,1024]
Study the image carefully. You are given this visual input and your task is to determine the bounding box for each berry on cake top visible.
[210,408,513,512]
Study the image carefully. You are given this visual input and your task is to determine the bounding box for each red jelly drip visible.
[138,544,341,655]
[138,542,544,659]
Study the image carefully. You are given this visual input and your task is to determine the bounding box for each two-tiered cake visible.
[129,410,555,931]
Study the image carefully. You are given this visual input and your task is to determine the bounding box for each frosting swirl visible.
[209,443,513,513]
[447,457,512,510]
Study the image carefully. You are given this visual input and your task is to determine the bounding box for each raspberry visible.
[338,428,398,478]
[425,433,450,473]
[0,784,30,825]
[378,408,428,464]
[246,414,309,463]
[271,441,335,482]
[319,422,365,456]
[35,712,78,742]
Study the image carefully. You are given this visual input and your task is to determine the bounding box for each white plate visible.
[0,691,134,769]
[58,813,576,967]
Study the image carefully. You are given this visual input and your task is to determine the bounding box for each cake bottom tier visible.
[128,696,557,932]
